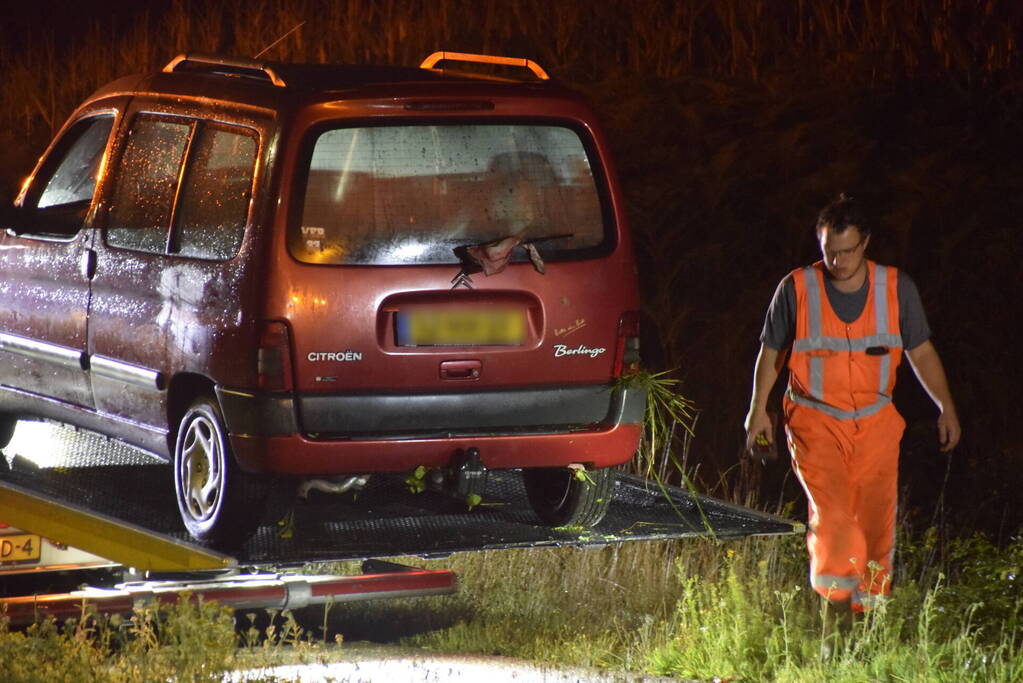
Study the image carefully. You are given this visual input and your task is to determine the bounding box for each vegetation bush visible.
[4,535,1022,681]
[0,598,237,682]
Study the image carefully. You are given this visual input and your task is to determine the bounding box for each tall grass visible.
[645,544,1023,681]
[0,592,341,682]
[2,0,1021,150]
[0,598,238,682]
[400,532,1023,680]
[3,532,1022,680]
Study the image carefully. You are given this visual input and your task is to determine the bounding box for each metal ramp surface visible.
[1,420,800,568]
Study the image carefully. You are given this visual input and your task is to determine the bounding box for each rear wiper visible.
[454,233,573,276]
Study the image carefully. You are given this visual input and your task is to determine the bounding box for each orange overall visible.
[784,260,905,610]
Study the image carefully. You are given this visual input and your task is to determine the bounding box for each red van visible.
[0,52,644,546]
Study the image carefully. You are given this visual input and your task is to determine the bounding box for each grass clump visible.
[394,535,799,669]
[0,597,237,682]
[925,533,1023,647]
[383,532,1023,681]
[645,535,1023,682]
[4,534,1023,681]
[617,369,697,483]
[384,541,689,669]
[0,595,338,683]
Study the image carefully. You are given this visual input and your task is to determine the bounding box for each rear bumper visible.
[231,422,643,474]
[216,383,645,474]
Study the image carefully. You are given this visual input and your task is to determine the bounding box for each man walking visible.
[744,194,961,615]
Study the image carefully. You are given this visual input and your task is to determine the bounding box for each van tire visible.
[523,466,615,528]
[173,398,266,548]
[0,414,16,450]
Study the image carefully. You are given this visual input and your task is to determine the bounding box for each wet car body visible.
[0,53,644,545]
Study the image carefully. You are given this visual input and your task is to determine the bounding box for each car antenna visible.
[253,21,306,60]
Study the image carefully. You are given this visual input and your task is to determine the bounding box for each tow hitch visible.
[451,447,488,500]
[418,447,489,501]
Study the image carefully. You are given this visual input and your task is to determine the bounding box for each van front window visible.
[291,124,609,265]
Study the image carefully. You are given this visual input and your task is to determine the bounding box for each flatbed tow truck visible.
[1,420,801,625]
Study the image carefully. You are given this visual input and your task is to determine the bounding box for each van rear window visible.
[291,124,609,265]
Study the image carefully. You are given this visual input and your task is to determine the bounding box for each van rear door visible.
[276,118,638,435]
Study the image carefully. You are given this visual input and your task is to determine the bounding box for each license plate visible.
[0,533,41,565]
[397,309,526,346]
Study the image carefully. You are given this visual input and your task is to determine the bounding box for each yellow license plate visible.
[399,309,526,346]
[1,533,42,565]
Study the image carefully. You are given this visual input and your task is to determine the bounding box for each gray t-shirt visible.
[760,266,931,352]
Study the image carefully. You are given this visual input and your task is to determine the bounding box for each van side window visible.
[174,124,256,260]
[107,116,190,254]
[37,116,115,210]
[106,115,256,260]
[23,115,115,236]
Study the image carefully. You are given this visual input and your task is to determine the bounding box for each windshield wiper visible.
[454,233,573,276]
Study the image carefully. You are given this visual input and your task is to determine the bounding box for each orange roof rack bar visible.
[163,53,288,88]
[420,51,550,80]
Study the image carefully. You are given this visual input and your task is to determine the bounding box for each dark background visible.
[2,0,1021,540]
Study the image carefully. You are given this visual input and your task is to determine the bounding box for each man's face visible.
[818,225,869,281]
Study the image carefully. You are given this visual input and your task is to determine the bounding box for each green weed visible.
[396,532,1023,681]
[0,594,338,683]
[0,598,237,683]
[4,534,1023,680]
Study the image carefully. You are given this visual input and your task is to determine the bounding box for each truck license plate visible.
[1,534,42,565]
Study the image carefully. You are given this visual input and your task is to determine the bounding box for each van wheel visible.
[173,398,266,548]
[523,466,615,528]
[0,414,16,450]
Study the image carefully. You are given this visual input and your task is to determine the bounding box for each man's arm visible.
[744,344,785,453]
[905,340,961,452]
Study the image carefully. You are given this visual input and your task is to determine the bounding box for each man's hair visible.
[816,193,870,237]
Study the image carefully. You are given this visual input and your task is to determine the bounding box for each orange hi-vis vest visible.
[787,260,902,420]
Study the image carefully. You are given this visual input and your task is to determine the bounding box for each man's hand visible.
[937,407,961,452]
[744,408,774,456]
[745,344,785,459]
[906,340,962,453]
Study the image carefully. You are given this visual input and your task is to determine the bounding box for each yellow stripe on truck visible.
[0,480,235,572]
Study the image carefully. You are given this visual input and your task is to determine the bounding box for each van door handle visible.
[439,360,481,380]
[80,248,96,279]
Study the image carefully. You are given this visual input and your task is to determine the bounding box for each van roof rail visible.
[420,51,550,81]
[163,53,288,87]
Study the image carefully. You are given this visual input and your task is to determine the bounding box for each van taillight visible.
[613,310,641,377]
[258,321,293,391]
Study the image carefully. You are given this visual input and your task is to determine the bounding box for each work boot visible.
[820,598,854,658]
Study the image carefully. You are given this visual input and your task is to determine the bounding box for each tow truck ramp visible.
[1,420,800,622]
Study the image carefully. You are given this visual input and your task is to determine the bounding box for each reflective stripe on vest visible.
[787,261,902,420]
[812,573,860,592]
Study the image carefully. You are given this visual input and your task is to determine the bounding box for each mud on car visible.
[0,52,645,547]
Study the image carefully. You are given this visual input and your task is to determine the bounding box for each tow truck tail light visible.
[258,321,293,391]
[613,310,641,377]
